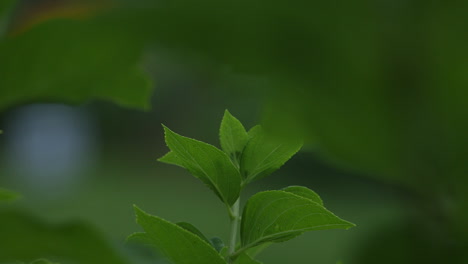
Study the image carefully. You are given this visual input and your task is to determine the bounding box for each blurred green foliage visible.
[29,259,60,264]
[0,209,128,264]
[0,0,153,111]
[0,0,467,263]
[0,188,19,202]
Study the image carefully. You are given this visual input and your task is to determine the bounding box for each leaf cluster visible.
[131,110,355,263]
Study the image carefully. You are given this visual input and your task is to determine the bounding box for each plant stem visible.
[228,198,240,263]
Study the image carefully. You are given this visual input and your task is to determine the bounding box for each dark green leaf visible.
[240,190,355,250]
[131,206,226,264]
[240,126,302,183]
[209,237,225,253]
[0,9,153,111]
[282,186,323,206]
[219,110,249,166]
[162,125,241,206]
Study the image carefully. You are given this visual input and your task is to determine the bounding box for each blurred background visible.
[0,0,467,263]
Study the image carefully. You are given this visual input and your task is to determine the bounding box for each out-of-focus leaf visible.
[0,8,153,111]
[134,0,468,197]
[219,110,249,166]
[0,188,19,202]
[0,0,16,16]
[162,125,241,206]
[209,237,225,253]
[0,210,128,264]
[130,206,226,264]
[0,0,17,35]
[240,190,354,251]
[240,126,302,183]
[30,259,59,264]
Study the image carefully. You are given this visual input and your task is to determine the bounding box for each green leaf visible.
[219,110,249,166]
[282,186,323,206]
[158,151,183,167]
[131,206,226,264]
[176,222,211,245]
[247,125,262,138]
[0,188,19,202]
[240,190,355,250]
[162,125,241,206]
[240,126,303,183]
[233,253,263,264]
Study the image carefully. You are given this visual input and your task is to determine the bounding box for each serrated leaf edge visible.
[132,205,227,263]
[161,124,241,206]
[240,190,355,251]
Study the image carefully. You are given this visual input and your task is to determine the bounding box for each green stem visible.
[228,198,240,263]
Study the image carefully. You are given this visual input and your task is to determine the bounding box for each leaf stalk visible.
[228,198,240,263]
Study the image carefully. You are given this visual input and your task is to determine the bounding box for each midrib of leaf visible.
[171,133,226,201]
[258,204,315,237]
[221,121,247,169]
[235,223,353,258]
[224,126,237,154]
[242,191,352,248]
[242,196,293,244]
[245,144,283,182]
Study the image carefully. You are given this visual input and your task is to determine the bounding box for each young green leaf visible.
[162,125,241,206]
[210,237,225,253]
[219,110,249,166]
[240,190,355,251]
[240,126,303,183]
[282,186,323,206]
[131,206,227,264]
[0,188,19,202]
[233,253,263,264]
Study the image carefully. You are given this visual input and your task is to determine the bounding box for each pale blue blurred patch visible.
[4,104,98,198]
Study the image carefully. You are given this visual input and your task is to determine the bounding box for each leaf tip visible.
[133,204,144,216]
[346,221,357,229]
[223,109,234,118]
